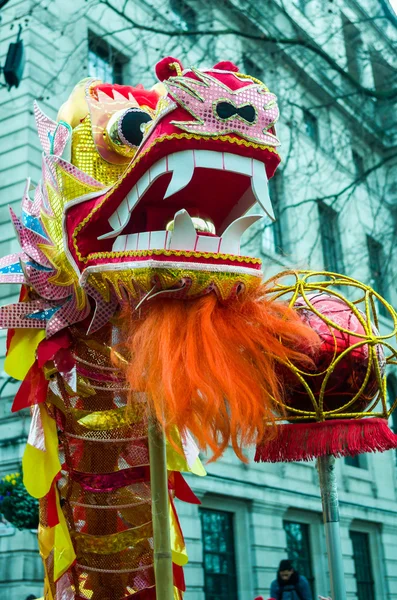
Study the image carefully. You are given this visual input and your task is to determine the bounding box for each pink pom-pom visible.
[213,61,239,72]
[155,57,184,81]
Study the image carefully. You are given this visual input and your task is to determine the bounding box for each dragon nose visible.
[215,100,256,124]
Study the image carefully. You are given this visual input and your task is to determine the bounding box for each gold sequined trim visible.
[86,248,261,264]
[72,133,279,264]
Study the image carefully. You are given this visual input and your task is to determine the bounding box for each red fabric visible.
[45,481,59,528]
[173,472,201,505]
[53,347,75,374]
[255,418,397,463]
[156,56,184,81]
[11,360,48,412]
[213,61,239,72]
[71,465,151,492]
[37,330,71,368]
[173,563,186,592]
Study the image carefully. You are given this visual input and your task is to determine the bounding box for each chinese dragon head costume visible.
[0,57,319,599]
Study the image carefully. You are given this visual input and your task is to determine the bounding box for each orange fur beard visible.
[116,286,318,462]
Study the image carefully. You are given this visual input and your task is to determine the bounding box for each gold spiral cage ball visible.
[264,270,397,422]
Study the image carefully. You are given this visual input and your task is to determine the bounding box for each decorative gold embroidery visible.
[87,267,261,303]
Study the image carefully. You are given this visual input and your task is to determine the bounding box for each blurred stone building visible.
[0,0,396,598]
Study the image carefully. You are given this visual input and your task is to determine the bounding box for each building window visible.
[352,150,365,177]
[283,521,315,594]
[387,375,397,462]
[263,172,284,255]
[350,531,375,600]
[345,454,367,468]
[387,375,397,427]
[88,32,124,84]
[318,202,344,273]
[242,54,262,80]
[297,0,310,15]
[169,0,197,31]
[200,509,238,600]
[370,51,395,92]
[303,109,318,143]
[342,16,364,83]
[345,455,360,467]
[367,235,389,317]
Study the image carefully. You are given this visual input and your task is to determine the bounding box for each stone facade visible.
[0,0,396,598]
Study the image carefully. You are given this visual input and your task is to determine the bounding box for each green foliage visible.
[0,471,39,530]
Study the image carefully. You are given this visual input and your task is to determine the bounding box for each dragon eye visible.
[118,108,153,147]
[106,108,152,154]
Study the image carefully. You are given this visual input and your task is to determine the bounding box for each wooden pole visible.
[148,418,174,600]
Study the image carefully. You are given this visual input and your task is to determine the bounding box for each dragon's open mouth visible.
[96,149,273,257]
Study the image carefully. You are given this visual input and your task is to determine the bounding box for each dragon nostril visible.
[216,101,237,120]
[215,101,256,124]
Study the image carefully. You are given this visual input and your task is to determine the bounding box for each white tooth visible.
[220,214,264,255]
[99,187,139,241]
[164,151,195,199]
[223,153,252,175]
[251,160,274,220]
[194,150,223,170]
[136,171,150,198]
[137,231,150,250]
[126,234,138,251]
[126,186,139,211]
[112,235,127,252]
[150,231,167,249]
[169,209,196,250]
[109,197,129,231]
[195,235,221,252]
[99,197,131,240]
[165,230,171,249]
[149,157,167,182]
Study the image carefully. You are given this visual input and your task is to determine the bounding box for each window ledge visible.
[343,464,372,480]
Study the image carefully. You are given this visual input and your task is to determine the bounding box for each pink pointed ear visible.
[155,57,184,81]
[213,61,239,72]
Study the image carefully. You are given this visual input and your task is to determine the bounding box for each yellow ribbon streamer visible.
[23,404,61,498]
[166,427,206,477]
[38,491,76,584]
[4,328,45,380]
[170,501,188,567]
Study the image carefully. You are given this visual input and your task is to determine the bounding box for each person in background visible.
[270,559,312,600]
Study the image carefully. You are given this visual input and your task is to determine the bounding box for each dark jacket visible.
[270,572,312,600]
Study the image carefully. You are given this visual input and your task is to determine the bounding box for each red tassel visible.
[255,418,397,463]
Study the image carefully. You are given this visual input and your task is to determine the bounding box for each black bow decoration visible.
[215,101,256,123]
